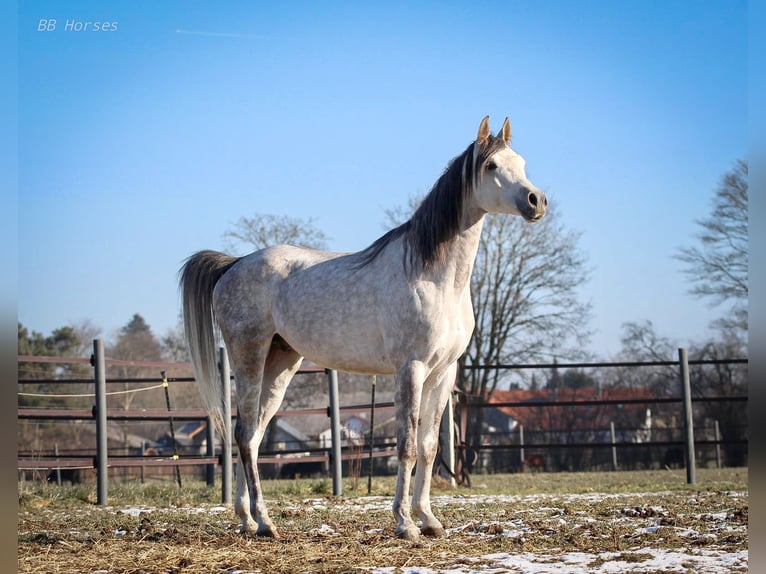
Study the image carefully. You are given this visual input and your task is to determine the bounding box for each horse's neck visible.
[429,206,486,291]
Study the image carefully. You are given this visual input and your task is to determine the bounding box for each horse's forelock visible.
[473,136,508,178]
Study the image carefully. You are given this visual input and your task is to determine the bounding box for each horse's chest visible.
[406,288,474,364]
[439,304,474,354]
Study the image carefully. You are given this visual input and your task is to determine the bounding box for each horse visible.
[180,116,547,540]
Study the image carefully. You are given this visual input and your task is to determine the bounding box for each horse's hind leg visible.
[412,362,457,537]
[232,340,302,537]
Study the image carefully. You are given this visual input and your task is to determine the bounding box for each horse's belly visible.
[278,325,396,375]
[272,262,401,374]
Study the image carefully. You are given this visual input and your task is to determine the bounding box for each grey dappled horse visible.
[181,116,547,540]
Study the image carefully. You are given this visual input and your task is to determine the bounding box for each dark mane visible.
[355,135,507,272]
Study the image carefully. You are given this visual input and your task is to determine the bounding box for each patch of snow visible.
[185,505,228,514]
[309,523,337,536]
[363,548,747,574]
[116,506,152,517]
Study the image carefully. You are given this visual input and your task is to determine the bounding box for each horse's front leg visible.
[392,361,426,540]
[411,362,457,537]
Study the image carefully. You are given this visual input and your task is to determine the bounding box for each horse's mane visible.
[355,135,507,272]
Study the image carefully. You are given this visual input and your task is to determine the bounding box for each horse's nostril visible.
[528,192,538,207]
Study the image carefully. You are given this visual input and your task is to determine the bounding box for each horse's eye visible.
[486,161,497,171]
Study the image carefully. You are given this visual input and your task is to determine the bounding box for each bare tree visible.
[608,318,747,468]
[71,319,102,359]
[463,210,592,396]
[161,313,190,363]
[691,331,747,467]
[461,210,592,446]
[18,321,103,457]
[107,314,165,446]
[605,320,678,394]
[676,160,747,332]
[223,213,329,254]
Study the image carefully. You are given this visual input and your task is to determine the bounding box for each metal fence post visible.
[206,414,216,486]
[519,424,525,472]
[326,369,343,496]
[140,441,145,483]
[53,443,62,486]
[679,347,696,484]
[610,421,618,471]
[219,347,232,504]
[714,419,722,469]
[440,392,456,486]
[93,339,108,505]
[161,370,182,489]
[367,375,376,494]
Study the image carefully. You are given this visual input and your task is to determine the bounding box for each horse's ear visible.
[477,116,491,145]
[498,117,512,145]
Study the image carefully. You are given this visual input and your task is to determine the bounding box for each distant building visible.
[478,386,656,472]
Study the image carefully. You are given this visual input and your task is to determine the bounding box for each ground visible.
[18,469,747,573]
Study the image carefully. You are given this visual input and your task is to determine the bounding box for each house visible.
[487,386,653,439]
[478,386,656,472]
[317,415,369,448]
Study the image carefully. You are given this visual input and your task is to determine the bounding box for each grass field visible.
[18,468,748,573]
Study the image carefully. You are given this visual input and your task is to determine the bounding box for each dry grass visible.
[18,468,747,573]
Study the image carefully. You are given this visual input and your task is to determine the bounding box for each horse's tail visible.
[179,250,241,440]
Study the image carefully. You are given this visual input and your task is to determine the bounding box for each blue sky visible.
[16,1,748,357]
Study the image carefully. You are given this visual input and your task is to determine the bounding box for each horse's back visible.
[216,244,407,372]
[212,245,344,333]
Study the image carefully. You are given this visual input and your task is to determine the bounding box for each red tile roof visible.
[487,387,654,431]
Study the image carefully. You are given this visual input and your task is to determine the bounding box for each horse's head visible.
[472,116,547,222]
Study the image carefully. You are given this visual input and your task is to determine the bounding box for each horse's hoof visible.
[396,526,421,541]
[421,525,447,538]
[241,526,280,539]
[256,527,280,539]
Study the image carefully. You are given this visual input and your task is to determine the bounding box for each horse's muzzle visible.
[521,187,547,221]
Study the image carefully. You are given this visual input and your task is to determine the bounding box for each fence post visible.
[610,421,618,471]
[519,424,525,472]
[206,414,216,486]
[439,392,456,486]
[93,339,108,505]
[678,347,696,484]
[219,347,232,504]
[326,369,343,496]
[54,443,62,486]
[140,441,145,484]
[161,370,182,489]
[367,376,376,494]
[714,419,722,469]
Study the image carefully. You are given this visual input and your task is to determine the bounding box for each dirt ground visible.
[18,473,748,573]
